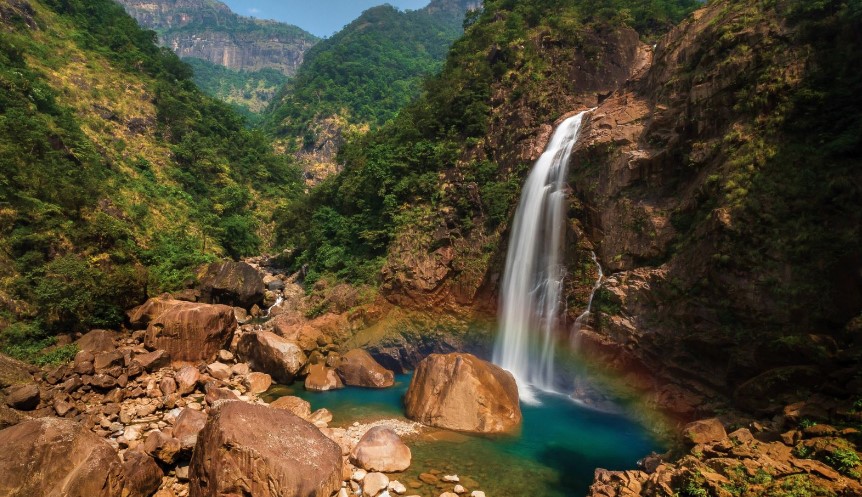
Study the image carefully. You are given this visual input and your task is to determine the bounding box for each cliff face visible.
[115,0,318,75]
[568,0,862,418]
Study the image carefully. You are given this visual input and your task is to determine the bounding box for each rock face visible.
[237,331,307,384]
[189,401,342,497]
[336,349,395,388]
[115,0,317,76]
[683,418,727,446]
[404,353,521,433]
[350,426,412,472]
[144,299,237,362]
[123,450,163,497]
[197,260,265,309]
[0,418,125,497]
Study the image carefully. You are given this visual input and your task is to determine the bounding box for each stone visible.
[305,363,344,391]
[175,365,201,395]
[405,353,521,434]
[470,492,486,497]
[160,376,178,397]
[390,480,407,494]
[94,350,124,370]
[197,260,265,309]
[206,362,232,381]
[454,485,466,494]
[0,418,124,497]
[176,465,190,481]
[364,472,390,497]
[443,475,460,483]
[91,373,118,390]
[267,396,311,420]
[132,350,171,372]
[188,402,342,497]
[335,349,394,388]
[308,407,333,428]
[174,408,208,451]
[5,383,40,410]
[351,426,412,472]
[243,371,272,394]
[683,418,728,445]
[237,331,307,384]
[217,349,234,362]
[352,468,368,481]
[231,362,250,376]
[123,450,163,497]
[76,329,117,353]
[144,299,237,362]
[144,430,182,465]
[203,382,238,404]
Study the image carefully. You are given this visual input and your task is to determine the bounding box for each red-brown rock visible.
[335,349,394,388]
[189,402,342,497]
[123,450,163,497]
[269,395,311,419]
[305,363,344,391]
[76,329,117,353]
[404,353,521,434]
[5,383,40,411]
[144,301,237,362]
[351,426,412,472]
[197,260,265,309]
[0,417,124,496]
[174,408,208,451]
[683,418,728,446]
[237,331,307,384]
[175,365,201,395]
[144,430,181,464]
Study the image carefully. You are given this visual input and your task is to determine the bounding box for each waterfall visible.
[493,110,591,403]
[570,251,604,346]
[264,296,284,318]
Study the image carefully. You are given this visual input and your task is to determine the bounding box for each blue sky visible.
[221,0,431,37]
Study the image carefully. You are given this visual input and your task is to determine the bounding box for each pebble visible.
[443,475,460,483]
[470,492,486,497]
[351,468,367,482]
[454,485,466,494]
[389,480,407,494]
[364,472,389,496]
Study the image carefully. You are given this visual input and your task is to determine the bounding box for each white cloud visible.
[248,7,261,14]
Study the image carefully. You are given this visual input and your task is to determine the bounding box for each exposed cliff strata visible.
[115,0,317,76]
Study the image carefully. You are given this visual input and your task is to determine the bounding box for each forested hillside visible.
[0,0,302,361]
[115,0,318,117]
[263,0,478,184]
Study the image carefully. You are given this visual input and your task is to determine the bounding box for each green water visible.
[268,374,664,497]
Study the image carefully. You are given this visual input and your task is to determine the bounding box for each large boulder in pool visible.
[0,417,125,497]
[351,426,411,472]
[335,349,394,388]
[404,353,521,434]
[237,331,307,384]
[144,300,237,362]
[189,401,342,497]
[197,260,265,309]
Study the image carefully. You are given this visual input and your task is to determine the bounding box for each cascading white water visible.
[570,251,604,346]
[493,110,590,403]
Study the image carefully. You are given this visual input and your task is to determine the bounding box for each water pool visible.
[265,374,664,497]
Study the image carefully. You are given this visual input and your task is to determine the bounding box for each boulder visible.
[189,402,342,497]
[243,372,273,394]
[128,297,184,329]
[363,472,389,497]
[237,331,307,384]
[0,418,124,497]
[305,363,344,391]
[123,450,163,497]
[5,383,40,411]
[197,260,265,309]
[404,353,521,434]
[336,349,395,388]
[269,395,311,419]
[131,350,171,372]
[271,315,324,352]
[175,365,201,395]
[145,301,237,362]
[350,426,411,472]
[145,430,181,465]
[174,408,208,451]
[683,418,727,445]
[206,362,232,381]
[75,329,117,353]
